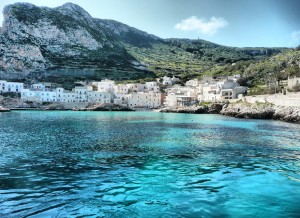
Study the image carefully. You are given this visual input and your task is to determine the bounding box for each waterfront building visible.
[88,92,112,104]
[127,91,161,108]
[74,86,93,102]
[114,93,128,106]
[0,80,24,93]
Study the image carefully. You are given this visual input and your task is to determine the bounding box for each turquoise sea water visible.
[0,111,300,217]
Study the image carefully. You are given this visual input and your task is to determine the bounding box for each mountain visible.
[0,2,157,81]
[0,2,289,83]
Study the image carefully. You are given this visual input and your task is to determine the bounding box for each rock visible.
[220,102,300,123]
[0,2,154,77]
[220,102,275,119]
[161,101,300,123]
[273,106,300,123]
[159,103,224,114]
[43,103,66,110]
[76,103,133,111]
[0,105,10,112]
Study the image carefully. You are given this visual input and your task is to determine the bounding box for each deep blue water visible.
[0,111,300,217]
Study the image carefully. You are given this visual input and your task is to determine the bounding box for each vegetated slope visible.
[125,38,287,81]
[201,47,300,90]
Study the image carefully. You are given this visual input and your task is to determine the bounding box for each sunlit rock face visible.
[0,2,154,76]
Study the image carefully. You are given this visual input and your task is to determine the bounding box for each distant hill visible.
[0,2,290,83]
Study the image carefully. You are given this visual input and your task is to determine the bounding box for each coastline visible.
[2,101,300,124]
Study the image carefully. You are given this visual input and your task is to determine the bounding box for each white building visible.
[88,92,112,104]
[165,93,197,108]
[126,83,146,92]
[145,81,160,92]
[31,83,46,91]
[288,76,300,88]
[95,79,115,92]
[128,92,161,108]
[198,79,247,101]
[114,84,129,95]
[186,79,199,87]
[114,93,128,105]
[74,86,93,102]
[0,80,24,93]
[161,76,180,86]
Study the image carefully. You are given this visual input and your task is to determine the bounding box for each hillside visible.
[0,3,156,81]
[0,2,290,83]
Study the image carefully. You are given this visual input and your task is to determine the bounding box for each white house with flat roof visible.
[145,81,160,92]
[126,83,147,92]
[288,76,300,88]
[31,83,46,91]
[88,92,112,104]
[95,79,115,92]
[127,91,161,108]
[114,84,129,95]
[0,80,24,93]
[186,79,200,87]
[114,93,128,105]
[161,76,180,86]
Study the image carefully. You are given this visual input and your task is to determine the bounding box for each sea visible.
[0,111,300,217]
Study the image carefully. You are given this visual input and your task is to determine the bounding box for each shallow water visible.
[0,111,300,217]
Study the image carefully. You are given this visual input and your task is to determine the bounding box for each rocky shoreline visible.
[159,102,300,123]
[159,103,223,114]
[74,103,133,111]
[2,100,300,123]
[0,106,10,112]
[220,102,300,123]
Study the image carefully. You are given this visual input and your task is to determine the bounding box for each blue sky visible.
[1,0,300,48]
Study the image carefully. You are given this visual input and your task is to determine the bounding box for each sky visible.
[0,0,300,48]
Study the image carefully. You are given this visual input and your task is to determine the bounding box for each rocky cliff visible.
[0,2,156,79]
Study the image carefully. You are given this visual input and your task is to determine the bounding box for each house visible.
[127,91,161,108]
[165,93,197,108]
[145,81,160,92]
[95,79,115,92]
[0,80,24,93]
[74,86,93,102]
[162,76,180,86]
[186,79,199,87]
[288,76,300,88]
[114,84,129,95]
[88,92,112,103]
[114,93,128,105]
[126,83,146,92]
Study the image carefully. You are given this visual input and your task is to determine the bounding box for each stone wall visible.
[230,92,300,107]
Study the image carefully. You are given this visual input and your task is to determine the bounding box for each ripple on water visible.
[0,112,300,217]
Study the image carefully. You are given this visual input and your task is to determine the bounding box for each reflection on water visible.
[0,111,300,217]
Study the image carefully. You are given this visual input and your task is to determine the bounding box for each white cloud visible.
[291,30,300,43]
[175,16,228,35]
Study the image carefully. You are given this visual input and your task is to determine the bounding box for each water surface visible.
[0,111,300,217]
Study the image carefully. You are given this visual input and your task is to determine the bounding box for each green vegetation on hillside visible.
[125,39,287,83]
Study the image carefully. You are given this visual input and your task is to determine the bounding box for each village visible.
[0,74,300,110]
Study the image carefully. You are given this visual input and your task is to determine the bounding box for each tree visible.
[285,64,300,78]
